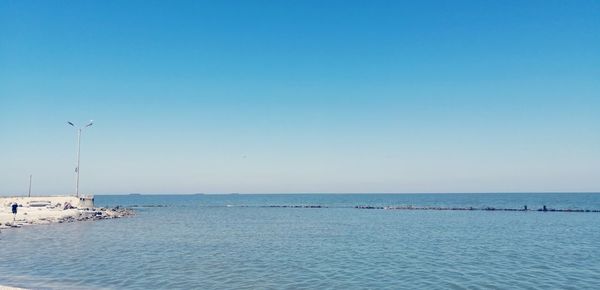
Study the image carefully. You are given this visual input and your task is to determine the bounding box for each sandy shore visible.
[0,196,133,230]
[0,285,28,290]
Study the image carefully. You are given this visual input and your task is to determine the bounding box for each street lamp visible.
[68,120,93,197]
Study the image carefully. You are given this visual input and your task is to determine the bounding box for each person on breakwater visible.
[11,202,18,222]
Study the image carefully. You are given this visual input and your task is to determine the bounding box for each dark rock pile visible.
[263,205,327,209]
[57,207,135,223]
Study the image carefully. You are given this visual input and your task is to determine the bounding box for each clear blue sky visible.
[1,0,599,194]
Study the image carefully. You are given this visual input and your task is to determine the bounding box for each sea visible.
[1,193,599,289]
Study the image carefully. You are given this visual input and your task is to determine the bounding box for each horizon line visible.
[27,191,600,195]
[3,191,600,197]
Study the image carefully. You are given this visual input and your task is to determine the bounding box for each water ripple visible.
[1,194,600,289]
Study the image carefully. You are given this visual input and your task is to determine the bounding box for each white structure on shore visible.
[78,195,95,208]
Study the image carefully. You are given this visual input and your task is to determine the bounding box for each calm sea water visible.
[1,193,599,289]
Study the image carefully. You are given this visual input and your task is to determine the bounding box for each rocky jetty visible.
[262,205,327,208]
[354,205,600,212]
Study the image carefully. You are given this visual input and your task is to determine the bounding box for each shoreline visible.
[0,286,28,290]
[0,285,28,290]
[0,196,134,230]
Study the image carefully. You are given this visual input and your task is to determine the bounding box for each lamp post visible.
[68,120,93,197]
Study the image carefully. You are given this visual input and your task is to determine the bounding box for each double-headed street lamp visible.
[68,120,93,197]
